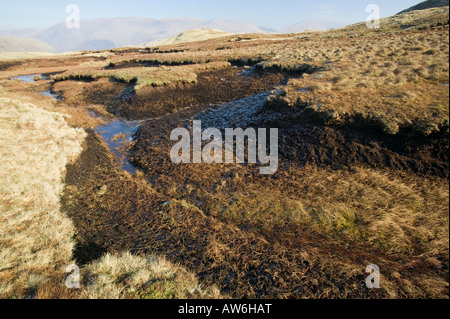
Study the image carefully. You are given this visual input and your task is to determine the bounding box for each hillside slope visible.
[281,20,345,33]
[346,6,449,31]
[398,0,449,14]
[140,29,233,47]
[0,35,54,52]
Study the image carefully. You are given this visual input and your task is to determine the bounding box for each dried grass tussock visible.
[261,11,449,134]
[0,96,86,298]
[52,61,231,90]
[80,252,222,299]
[0,95,221,299]
[209,165,450,257]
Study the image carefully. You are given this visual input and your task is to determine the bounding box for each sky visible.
[0,0,424,31]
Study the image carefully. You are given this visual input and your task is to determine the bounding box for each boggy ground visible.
[62,128,448,298]
[58,67,447,298]
[0,7,448,299]
[60,106,448,298]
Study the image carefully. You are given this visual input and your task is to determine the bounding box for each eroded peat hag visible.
[50,64,284,120]
[273,114,449,178]
[107,67,284,120]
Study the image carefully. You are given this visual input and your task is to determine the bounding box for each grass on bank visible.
[80,252,221,299]
[0,94,221,299]
[0,96,85,297]
[52,61,231,90]
[261,8,449,134]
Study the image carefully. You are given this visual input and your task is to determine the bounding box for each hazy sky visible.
[0,0,424,30]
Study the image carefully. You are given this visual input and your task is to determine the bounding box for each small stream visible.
[12,73,141,174]
[40,90,61,99]
[11,73,59,99]
[13,73,280,175]
[94,119,141,174]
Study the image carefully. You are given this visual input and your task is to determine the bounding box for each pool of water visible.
[195,91,271,130]
[38,83,140,174]
[239,66,257,77]
[41,90,60,99]
[20,73,143,174]
[95,119,141,174]
[11,74,50,82]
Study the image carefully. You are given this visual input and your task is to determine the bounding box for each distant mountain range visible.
[0,17,263,52]
[0,16,348,53]
[139,29,233,47]
[2,0,447,53]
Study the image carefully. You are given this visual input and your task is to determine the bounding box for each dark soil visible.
[272,114,449,178]
[131,106,449,182]
[61,119,445,299]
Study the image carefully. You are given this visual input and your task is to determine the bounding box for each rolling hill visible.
[139,29,233,47]
[281,20,345,33]
[0,35,54,52]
